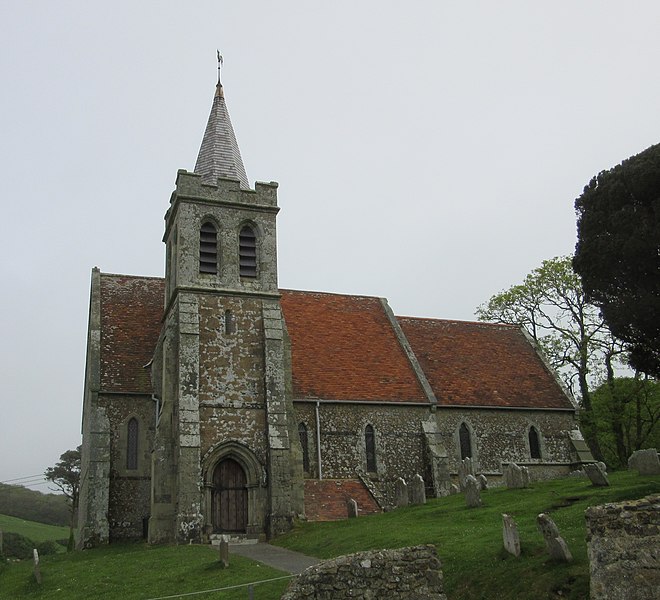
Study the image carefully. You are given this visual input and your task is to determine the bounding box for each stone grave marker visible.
[449,483,460,496]
[584,463,610,487]
[410,474,426,505]
[464,475,482,508]
[458,457,475,491]
[502,514,521,557]
[218,534,230,568]
[395,477,409,508]
[504,463,529,489]
[536,513,572,562]
[347,497,359,518]
[477,474,488,490]
[33,548,42,584]
[628,448,660,476]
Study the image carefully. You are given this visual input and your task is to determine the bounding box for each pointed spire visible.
[193,53,250,189]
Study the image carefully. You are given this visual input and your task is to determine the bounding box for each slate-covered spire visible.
[193,53,250,189]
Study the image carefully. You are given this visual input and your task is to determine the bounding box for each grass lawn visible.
[0,543,291,600]
[1,472,657,599]
[0,514,69,544]
[274,471,660,600]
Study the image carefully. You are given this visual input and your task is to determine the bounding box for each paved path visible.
[229,542,321,574]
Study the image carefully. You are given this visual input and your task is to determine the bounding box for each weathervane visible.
[217,50,223,83]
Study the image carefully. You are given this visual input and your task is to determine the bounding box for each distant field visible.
[0,514,69,543]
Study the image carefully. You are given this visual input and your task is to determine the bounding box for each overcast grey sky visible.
[1,1,659,490]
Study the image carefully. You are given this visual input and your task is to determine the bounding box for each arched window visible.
[365,425,377,472]
[224,309,235,334]
[459,423,472,460]
[199,222,218,274]
[239,225,257,278]
[127,418,139,470]
[529,426,541,459]
[298,422,310,473]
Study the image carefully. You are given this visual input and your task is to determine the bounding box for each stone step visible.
[210,533,259,545]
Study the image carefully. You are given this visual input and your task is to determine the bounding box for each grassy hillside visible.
[0,544,290,599]
[0,514,69,544]
[1,471,657,599]
[0,484,70,527]
[275,471,659,600]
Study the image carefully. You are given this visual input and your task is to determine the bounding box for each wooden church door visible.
[212,458,248,532]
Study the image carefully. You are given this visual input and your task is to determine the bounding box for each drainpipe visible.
[315,401,323,480]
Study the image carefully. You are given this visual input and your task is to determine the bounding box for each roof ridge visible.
[396,315,519,329]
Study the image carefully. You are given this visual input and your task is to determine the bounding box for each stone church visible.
[77,67,592,548]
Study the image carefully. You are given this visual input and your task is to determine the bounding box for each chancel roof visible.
[96,274,574,410]
[397,317,575,410]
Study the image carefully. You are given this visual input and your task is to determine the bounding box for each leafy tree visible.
[476,256,624,461]
[591,377,660,468]
[44,446,80,551]
[574,143,660,377]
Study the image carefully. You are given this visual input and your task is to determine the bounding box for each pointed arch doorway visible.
[212,458,248,533]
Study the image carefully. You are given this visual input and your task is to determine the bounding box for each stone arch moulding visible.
[455,419,479,469]
[117,413,147,476]
[200,441,267,538]
[525,423,544,460]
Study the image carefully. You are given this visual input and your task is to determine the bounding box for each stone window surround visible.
[238,220,259,279]
[115,413,149,477]
[199,216,221,276]
[525,423,545,460]
[454,420,479,470]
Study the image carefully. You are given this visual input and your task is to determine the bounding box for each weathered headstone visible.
[458,457,475,491]
[568,469,586,478]
[464,475,482,508]
[477,474,488,490]
[410,474,427,505]
[218,534,230,568]
[536,513,572,562]
[584,463,610,487]
[504,463,529,489]
[395,477,409,508]
[449,483,460,496]
[347,498,359,518]
[628,448,660,476]
[33,548,42,584]
[502,514,521,557]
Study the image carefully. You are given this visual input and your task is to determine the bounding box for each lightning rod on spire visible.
[217,50,223,84]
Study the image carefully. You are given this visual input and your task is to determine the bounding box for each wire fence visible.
[144,574,296,600]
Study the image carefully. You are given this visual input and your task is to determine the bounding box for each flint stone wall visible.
[586,494,660,600]
[281,545,447,600]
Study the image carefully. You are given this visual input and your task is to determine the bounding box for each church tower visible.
[149,59,303,543]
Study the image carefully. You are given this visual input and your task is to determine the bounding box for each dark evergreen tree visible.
[574,143,660,377]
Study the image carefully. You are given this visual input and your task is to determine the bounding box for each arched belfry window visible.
[127,418,139,470]
[365,425,377,472]
[200,222,218,274]
[239,225,257,278]
[529,426,541,459]
[459,423,472,460]
[298,422,310,473]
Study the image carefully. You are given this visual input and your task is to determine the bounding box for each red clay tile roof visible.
[95,275,572,409]
[397,317,574,410]
[100,274,164,394]
[280,290,428,402]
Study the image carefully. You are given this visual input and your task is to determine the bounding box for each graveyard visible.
[1,469,657,599]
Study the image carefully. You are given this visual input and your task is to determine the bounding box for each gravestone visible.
[218,534,229,568]
[458,458,475,492]
[628,448,660,475]
[449,483,460,496]
[464,475,482,508]
[568,469,586,478]
[502,514,521,557]
[536,513,572,562]
[410,474,427,505]
[477,474,488,490]
[33,548,42,584]
[347,498,359,518]
[584,463,610,487]
[395,478,409,508]
[504,463,529,489]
